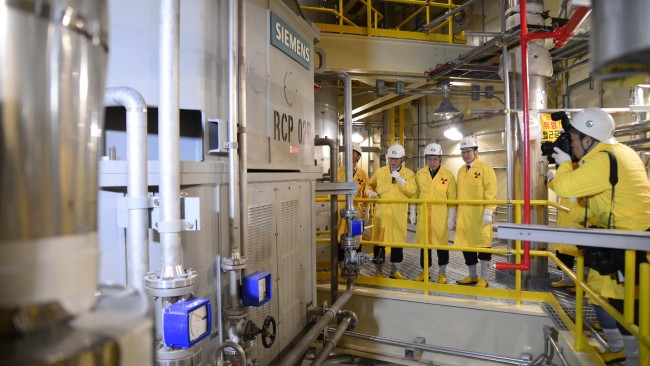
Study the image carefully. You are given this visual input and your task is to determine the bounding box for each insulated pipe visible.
[228,0,242,257]
[501,0,514,228]
[312,316,353,366]
[497,4,591,272]
[526,7,591,49]
[278,280,355,366]
[315,137,339,304]
[498,1,531,272]
[158,0,184,278]
[104,87,149,290]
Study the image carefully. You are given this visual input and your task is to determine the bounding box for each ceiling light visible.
[433,84,462,121]
[444,127,463,141]
[352,132,364,143]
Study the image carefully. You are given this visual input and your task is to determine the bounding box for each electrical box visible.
[351,219,364,236]
[163,298,211,349]
[242,272,272,307]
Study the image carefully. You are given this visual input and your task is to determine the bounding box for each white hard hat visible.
[352,142,362,155]
[386,143,406,158]
[423,143,442,156]
[459,136,478,149]
[569,107,617,144]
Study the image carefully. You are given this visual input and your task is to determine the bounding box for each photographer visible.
[551,107,650,366]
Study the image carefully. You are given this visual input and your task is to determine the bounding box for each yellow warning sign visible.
[540,113,561,142]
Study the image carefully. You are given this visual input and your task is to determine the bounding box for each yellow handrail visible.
[314,195,650,352]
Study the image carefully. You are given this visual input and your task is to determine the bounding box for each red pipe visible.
[527,7,591,49]
[495,5,590,272]
[496,2,532,272]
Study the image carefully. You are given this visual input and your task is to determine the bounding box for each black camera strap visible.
[583,150,618,229]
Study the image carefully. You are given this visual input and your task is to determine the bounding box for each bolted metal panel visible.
[245,2,319,170]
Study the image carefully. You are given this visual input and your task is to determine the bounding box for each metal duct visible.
[0,0,108,316]
[591,0,650,78]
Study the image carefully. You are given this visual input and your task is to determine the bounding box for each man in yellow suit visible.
[411,143,457,284]
[454,135,497,288]
[336,142,369,265]
[365,143,417,279]
[551,107,650,365]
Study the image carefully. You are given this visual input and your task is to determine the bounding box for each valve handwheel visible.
[261,316,276,348]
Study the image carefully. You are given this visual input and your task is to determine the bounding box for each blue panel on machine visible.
[351,219,364,236]
[242,271,272,307]
[163,298,211,349]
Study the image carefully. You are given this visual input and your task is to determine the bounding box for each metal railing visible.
[300,0,466,43]
[314,196,650,363]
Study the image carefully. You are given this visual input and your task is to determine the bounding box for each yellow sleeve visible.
[400,169,418,197]
[366,170,378,195]
[448,173,457,203]
[552,155,612,198]
[336,166,345,183]
[483,164,497,211]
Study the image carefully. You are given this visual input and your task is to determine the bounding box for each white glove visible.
[552,147,571,165]
[447,207,456,231]
[483,208,493,226]
[546,170,555,182]
[408,205,417,224]
[367,190,378,199]
[391,170,406,186]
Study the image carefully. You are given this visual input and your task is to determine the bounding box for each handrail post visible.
[575,254,585,351]
[639,263,649,365]
[624,250,637,325]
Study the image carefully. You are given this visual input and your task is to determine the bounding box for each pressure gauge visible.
[163,298,211,349]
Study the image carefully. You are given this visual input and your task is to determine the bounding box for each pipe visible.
[418,0,481,33]
[312,316,353,366]
[501,0,515,263]
[339,73,354,212]
[338,330,529,365]
[215,340,247,366]
[498,0,531,272]
[238,0,248,261]
[158,0,184,279]
[315,137,339,304]
[104,87,149,290]
[527,7,591,49]
[498,5,592,272]
[278,280,355,366]
[227,0,241,257]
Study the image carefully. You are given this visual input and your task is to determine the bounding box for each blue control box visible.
[350,218,364,236]
[242,271,272,307]
[163,298,211,349]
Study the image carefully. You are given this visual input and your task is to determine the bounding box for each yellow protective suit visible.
[454,157,497,248]
[366,165,417,243]
[549,197,580,256]
[414,166,457,246]
[552,142,650,299]
[336,165,369,240]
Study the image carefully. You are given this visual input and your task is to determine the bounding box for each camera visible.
[540,111,576,164]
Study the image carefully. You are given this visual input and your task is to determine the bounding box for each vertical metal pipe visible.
[159,0,183,278]
[315,137,339,304]
[228,0,241,255]
[500,0,514,226]
[339,73,354,211]
[104,87,149,290]
[238,0,248,260]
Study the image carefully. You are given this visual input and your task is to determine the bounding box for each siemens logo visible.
[270,12,310,70]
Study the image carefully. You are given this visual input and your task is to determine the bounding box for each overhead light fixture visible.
[444,127,463,141]
[433,84,462,121]
[352,132,364,143]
